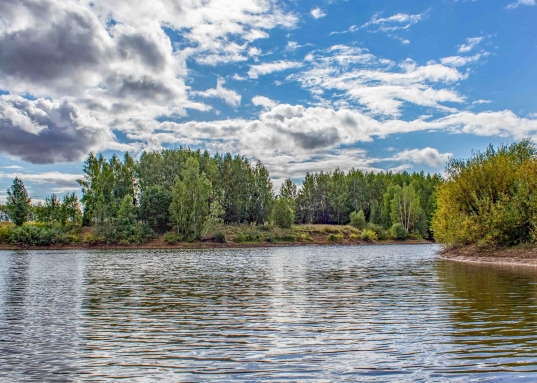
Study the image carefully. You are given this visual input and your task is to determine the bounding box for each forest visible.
[0,147,441,246]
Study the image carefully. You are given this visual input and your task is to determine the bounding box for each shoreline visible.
[0,239,431,251]
[440,245,537,267]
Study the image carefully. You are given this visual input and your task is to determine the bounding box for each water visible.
[1,244,537,382]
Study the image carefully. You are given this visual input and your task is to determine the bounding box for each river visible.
[1,244,537,382]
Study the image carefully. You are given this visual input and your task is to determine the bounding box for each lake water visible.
[1,244,537,382]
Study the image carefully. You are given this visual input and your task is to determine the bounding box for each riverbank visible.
[440,244,537,266]
[0,223,430,250]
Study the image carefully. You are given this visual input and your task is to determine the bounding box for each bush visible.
[361,229,378,242]
[271,198,294,229]
[265,235,276,243]
[279,234,296,242]
[350,210,366,230]
[213,231,226,243]
[349,233,359,241]
[2,224,77,246]
[233,233,247,243]
[407,232,424,240]
[163,232,183,244]
[299,233,314,242]
[83,233,102,245]
[327,233,344,242]
[391,223,408,240]
[432,140,537,247]
[367,223,389,240]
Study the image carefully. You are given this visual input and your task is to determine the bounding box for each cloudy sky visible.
[1,0,537,202]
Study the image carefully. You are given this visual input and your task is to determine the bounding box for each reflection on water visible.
[1,245,537,381]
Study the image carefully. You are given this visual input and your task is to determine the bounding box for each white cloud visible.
[252,96,277,108]
[391,148,452,167]
[507,0,535,8]
[290,46,466,117]
[124,103,537,182]
[458,37,483,53]
[194,78,241,107]
[362,12,427,32]
[2,165,24,169]
[311,8,327,19]
[0,171,82,186]
[248,60,303,78]
[440,52,488,67]
[0,0,298,163]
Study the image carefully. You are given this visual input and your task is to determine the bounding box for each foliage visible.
[390,223,408,240]
[163,232,183,244]
[0,224,77,246]
[361,229,378,242]
[271,197,295,229]
[349,210,366,230]
[327,233,344,242]
[139,186,172,233]
[366,223,389,240]
[213,231,226,243]
[432,140,537,248]
[169,157,214,241]
[390,183,423,233]
[6,177,32,226]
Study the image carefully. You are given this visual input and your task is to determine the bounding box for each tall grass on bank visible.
[432,140,537,248]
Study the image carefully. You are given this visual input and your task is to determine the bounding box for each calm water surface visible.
[1,244,537,382]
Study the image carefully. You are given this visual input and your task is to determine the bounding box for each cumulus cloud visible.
[0,95,130,164]
[391,148,452,167]
[195,78,241,107]
[252,96,277,108]
[248,60,303,78]
[0,0,297,161]
[311,8,326,19]
[507,0,535,8]
[458,37,483,53]
[123,103,537,182]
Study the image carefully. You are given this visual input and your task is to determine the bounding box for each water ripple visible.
[1,245,537,381]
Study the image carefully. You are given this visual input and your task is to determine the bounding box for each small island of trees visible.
[2,141,536,252]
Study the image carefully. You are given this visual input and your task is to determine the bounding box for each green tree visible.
[169,157,213,240]
[6,177,31,226]
[139,186,172,233]
[350,210,366,230]
[271,198,294,229]
[390,184,422,232]
[61,193,82,226]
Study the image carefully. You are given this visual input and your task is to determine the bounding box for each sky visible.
[1,0,537,202]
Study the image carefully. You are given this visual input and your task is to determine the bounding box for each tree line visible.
[1,147,442,244]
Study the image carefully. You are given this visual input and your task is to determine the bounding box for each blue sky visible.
[0,0,536,201]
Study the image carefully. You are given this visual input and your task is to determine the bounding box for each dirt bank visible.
[440,244,537,266]
[0,237,430,251]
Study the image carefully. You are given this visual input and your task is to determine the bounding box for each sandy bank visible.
[440,244,537,267]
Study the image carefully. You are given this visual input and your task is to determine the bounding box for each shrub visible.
[271,198,294,229]
[327,233,344,242]
[3,224,76,246]
[350,210,366,230]
[390,223,408,240]
[163,232,183,244]
[349,233,359,241]
[83,233,102,245]
[407,232,424,240]
[367,223,388,240]
[361,229,378,242]
[299,233,314,242]
[265,235,276,243]
[213,231,226,243]
[432,140,537,247]
[279,234,296,242]
[233,233,247,243]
